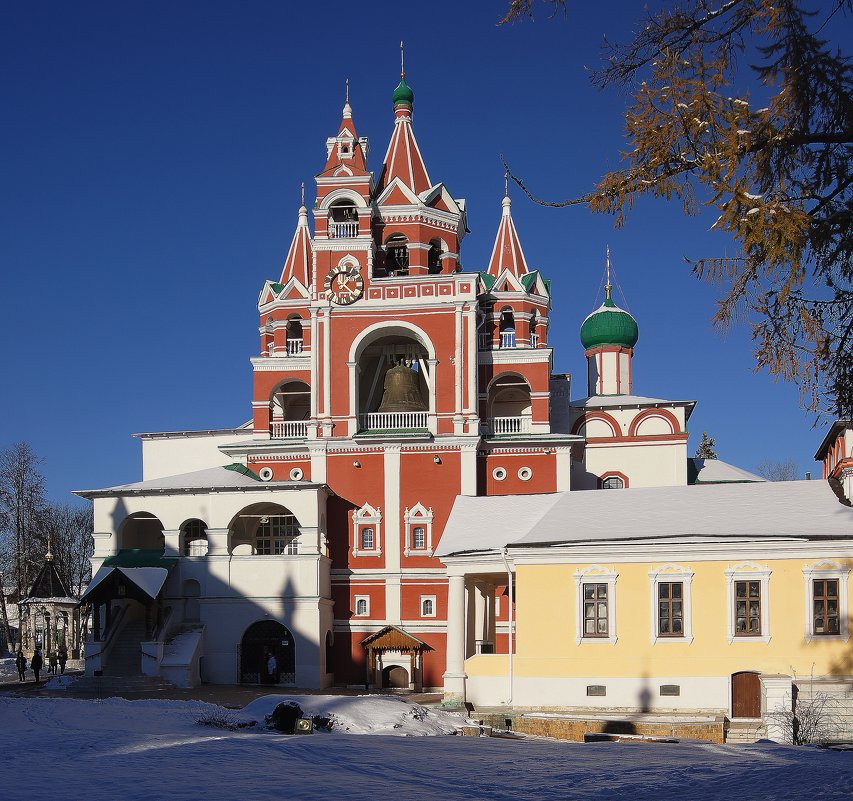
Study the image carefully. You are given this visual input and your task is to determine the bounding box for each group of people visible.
[14,645,68,683]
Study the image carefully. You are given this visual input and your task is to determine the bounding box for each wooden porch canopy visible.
[360,625,431,654]
[361,626,432,690]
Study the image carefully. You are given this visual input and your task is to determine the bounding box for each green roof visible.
[479,272,497,291]
[580,298,639,349]
[224,463,261,480]
[393,77,414,106]
[102,549,179,569]
[270,282,285,295]
[520,270,551,297]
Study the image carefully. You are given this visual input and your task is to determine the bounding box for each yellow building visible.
[438,475,853,741]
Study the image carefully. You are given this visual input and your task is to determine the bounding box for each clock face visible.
[325,265,364,305]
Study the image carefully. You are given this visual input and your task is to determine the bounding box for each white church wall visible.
[140,430,254,481]
[582,441,688,488]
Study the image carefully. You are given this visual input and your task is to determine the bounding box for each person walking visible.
[58,645,68,674]
[267,650,278,685]
[48,651,58,676]
[31,649,43,683]
[15,651,27,682]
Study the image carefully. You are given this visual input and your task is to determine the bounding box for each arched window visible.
[182,519,209,556]
[529,311,539,348]
[256,514,299,555]
[285,316,303,355]
[602,476,625,490]
[385,234,409,275]
[421,596,435,617]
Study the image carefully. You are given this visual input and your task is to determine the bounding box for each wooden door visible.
[731,671,761,718]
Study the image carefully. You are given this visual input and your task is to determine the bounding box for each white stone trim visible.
[354,595,370,617]
[403,502,434,557]
[420,595,437,618]
[648,564,694,644]
[574,565,618,645]
[352,503,382,558]
[802,560,850,642]
[725,561,772,643]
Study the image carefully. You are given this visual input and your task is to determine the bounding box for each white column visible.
[309,307,319,420]
[556,446,571,492]
[443,574,467,704]
[384,445,402,623]
[162,529,181,557]
[323,307,332,425]
[453,304,464,433]
[206,528,230,557]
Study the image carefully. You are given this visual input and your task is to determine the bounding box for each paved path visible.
[0,673,443,708]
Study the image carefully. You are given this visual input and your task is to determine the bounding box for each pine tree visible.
[695,431,719,459]
[502,0,852,417]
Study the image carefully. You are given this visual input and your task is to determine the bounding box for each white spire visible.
[343,78,352,119]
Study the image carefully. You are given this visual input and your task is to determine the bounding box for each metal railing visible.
[490,416,530,435]
[360,411,428,431]
[271,421,309,439]
[328,220,359,238]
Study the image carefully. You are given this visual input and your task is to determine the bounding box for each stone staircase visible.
[104,620,146,677]
[725,720,767,743]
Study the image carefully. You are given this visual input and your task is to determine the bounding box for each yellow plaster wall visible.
[496,560,853,680]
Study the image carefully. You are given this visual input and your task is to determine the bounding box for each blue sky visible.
[2,1,845,502]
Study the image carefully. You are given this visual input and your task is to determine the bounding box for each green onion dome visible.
[580,295,639,350]
[393,78,414,107]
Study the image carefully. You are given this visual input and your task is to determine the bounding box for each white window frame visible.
[803,560,850,642]
[354,595,370,617]
[648,564,694,644]
[725,562,771,643]
[403,503,434,557]
[352,503,382,557]
[574,565,618,645]
[420,595,436,618]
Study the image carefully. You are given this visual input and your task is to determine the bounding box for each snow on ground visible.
[1,695,851,801]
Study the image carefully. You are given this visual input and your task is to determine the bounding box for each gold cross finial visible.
[301,182,305,206]
[345,78,349,103]
[400,41,405,79]
[605,245,613,300]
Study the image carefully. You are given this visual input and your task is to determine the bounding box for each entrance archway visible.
[382,665,409,689]
[240,620,296,685]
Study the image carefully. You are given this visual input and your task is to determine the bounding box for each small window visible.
[602,476,624,490]
[420,595,436,617]
[583,583,609,637]
[734,580,761,636]
[813,579,840,636]
[658,582,684,636]
[354,595,369,617]
[412,526,426,550]
[360,527,374,551]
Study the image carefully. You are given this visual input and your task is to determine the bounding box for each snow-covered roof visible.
[571,394,695,410]
[689,458,765,484]
[133,421,253,439]
[80,565,171,603]
[74,464,324,498]
[437,480,853,557]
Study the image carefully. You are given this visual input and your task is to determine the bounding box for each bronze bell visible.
[378,362,427,412]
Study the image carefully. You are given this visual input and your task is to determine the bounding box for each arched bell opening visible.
[383,233,409,276]
[488,373,532,435]
[427,238,443,274]
[285,315,304,355]
[328,199,358,239]
[270,379,311,439]
[117,512,165,553]
[355,331,431,432]
[499,307,516,349]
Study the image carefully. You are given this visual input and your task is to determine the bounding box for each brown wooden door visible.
[732,671,761,718]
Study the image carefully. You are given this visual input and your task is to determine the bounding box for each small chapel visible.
[76,69,853,741]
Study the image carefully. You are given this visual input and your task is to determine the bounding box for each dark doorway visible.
[240,620,295,685]
[382,665,409,689]
[731,671,761,718]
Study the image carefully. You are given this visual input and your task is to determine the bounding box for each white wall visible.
[141,430,254,480]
